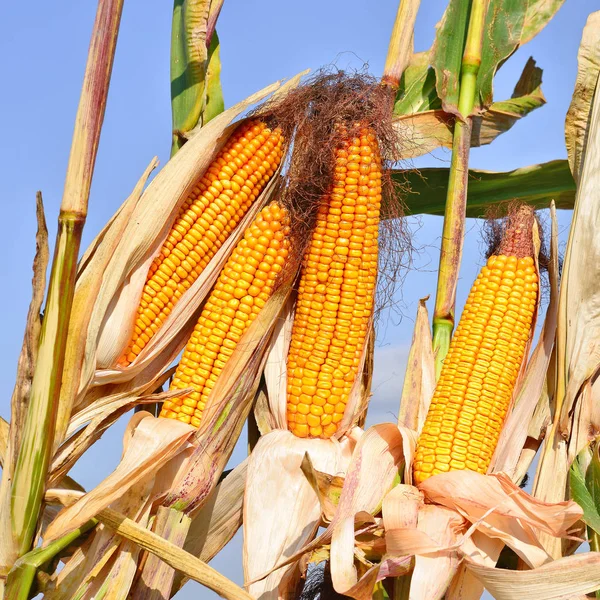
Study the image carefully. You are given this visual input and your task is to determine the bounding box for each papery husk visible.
[329,424,415,594]
[419,471,582,568]
[171,459,248,596]
[58,72,307,441]
[50,385,182,486]
[247,424,415,599]
[398,297,435,433]
[243,430,351,600]
[465,552,600,600]
[533,52,600,557]
[565,11,600,183]
[409,506,465,600]
[44,412,194,543]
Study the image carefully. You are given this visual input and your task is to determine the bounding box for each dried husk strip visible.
[59,72,307,432]
[243,430,348,600]
[171,459,248,596]
[466,552,600,600]
[398,297,435,433]
[44,413,194,542]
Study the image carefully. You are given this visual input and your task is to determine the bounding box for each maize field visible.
[1,1,599,600]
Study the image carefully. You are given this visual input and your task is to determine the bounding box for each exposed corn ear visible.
[120,120,284,366]
[286,127,382,439]
[413,207,538,484]
[160,202,291,427]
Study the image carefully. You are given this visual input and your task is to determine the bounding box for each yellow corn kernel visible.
[160,202,291,427]
[413,207,538,484]
[286,127,382,439]
[120,120,285,366]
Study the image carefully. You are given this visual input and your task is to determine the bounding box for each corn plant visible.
[3,1,600,600]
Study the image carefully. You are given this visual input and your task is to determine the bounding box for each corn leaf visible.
[391,159,574,218]
[429,0,470,114]
[474,0,528,112]
[170,0,212,152]
[394,52,441,116]
[6,193,48,472]
[392,58,545,158]
[565,11,600,183]
[521,0,566,44]
[570,452,600,535]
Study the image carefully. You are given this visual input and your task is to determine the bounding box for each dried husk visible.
[243,430,350,599]
[44,412,194,543]
[57,72,307,442]
[398,297,435,433]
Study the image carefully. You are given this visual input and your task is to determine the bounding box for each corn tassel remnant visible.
[413,207,538,484]
[286,127,382,439]
[120,120,284,366]
[160,202,291,427]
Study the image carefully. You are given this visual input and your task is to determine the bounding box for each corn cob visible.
[120,120,284,366]
[286,127,382,439]
[413,208,538,484]
[160,202,291,427]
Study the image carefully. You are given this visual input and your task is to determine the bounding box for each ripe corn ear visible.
[286,127,382,439]
[160,202,291,427]
[120,120,284,366]
[413,208,538,484]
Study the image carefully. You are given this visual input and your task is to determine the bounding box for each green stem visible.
[0,0,123,580]
[392,571,412,599]
[4,520,96,600]
[431,0,489,377]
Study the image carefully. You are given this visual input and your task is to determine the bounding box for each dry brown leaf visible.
[300,453,345,523]
[6,193,48,469]
[565,11,600,183]
[44,413,194,542]
[398,297,435,433]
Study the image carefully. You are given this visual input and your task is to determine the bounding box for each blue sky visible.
[0,1,594,598]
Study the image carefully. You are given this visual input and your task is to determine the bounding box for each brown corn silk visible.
[160,202,291,427]
[414,207,538,484]
[286,127,382,439]
[120,120,284,366]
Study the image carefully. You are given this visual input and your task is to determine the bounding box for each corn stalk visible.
[0,0,123,585]
[432,0,490,377]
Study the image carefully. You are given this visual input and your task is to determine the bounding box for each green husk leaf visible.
[390,159,574,218]
[570,451,600,535]
[587,444,600,555]
[565,11,600,183]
